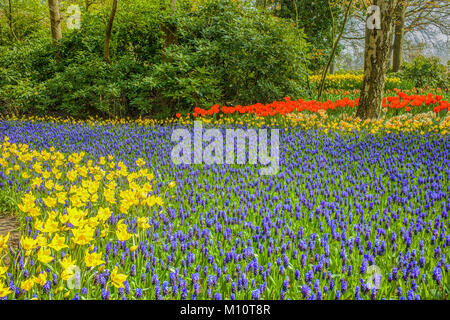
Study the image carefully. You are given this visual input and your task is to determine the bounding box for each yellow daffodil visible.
[20,236,38,255]
[71,226,94,246]
[49,234,68,251]
[116,227,132,242]
[97,207,112,221]
[60,256,76,271]
[84,251,105,268]
[0,284,12,298]
[110,267,127,289]
[20,278,35,291]
[0,266,8,279]
[137,217,150,230]
[37,247,54,264]
[0,232,9,253]
[35,272,47,286]
[168,181,176,188]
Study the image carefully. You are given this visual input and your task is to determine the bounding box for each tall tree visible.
[85,0,94,12]
[104,0,118,64]
[356,0,398,120]
[6,0,18,41]
[277,0,341,71]
[48,0,62,45]
[392,0,407,71]
[391,0,449,71]
[317,0,354,100]
[161,0,178,62]
[344,0,449,71]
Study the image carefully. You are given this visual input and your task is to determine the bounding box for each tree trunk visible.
[330,59,335,74]
[387,43,393,69]
[7,0,17,41]
[392,1,406,72]
[6,0,20,41]
[104,0,118,64]
[48,0,62,45]
[317,0,353,100]
[161,0,178,62]
[158,0,178,113]
[356,0,397,120]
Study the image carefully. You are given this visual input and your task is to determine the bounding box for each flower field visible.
[189,90,449,118]
[0,92,450,300]
[309,73,402,90]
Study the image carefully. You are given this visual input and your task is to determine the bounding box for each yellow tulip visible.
[0,284,12,298]
[49,234,68,251]
[35,272,47,286]
[37,247,54,264]
[20,236,38,254]
[84,251,105,268]
[20,278,35,291]
[110,267,127,289]
[0,232,10,252]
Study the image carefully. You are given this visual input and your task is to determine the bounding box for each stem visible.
[7,0,18,41]
[292,0,299,28]
[317,0,353,101]
[104,0,118,64]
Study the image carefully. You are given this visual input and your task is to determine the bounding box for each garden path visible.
[0,214,19,266]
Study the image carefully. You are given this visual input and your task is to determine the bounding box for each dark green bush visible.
[0,8,161,119]
[0,0,309,119]
[400,55,448,89]
[276,0,342,72]
[153,0,310,117]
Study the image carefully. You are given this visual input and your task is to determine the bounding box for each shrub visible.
[401,55,448,89]
[0,0,309,119]
[151,0,310,117]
